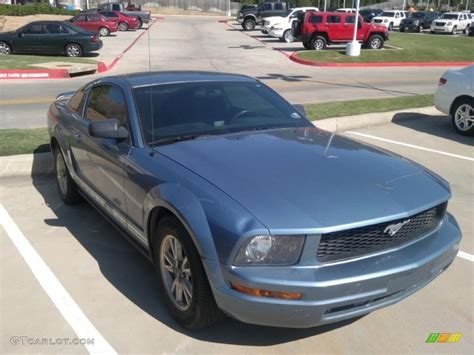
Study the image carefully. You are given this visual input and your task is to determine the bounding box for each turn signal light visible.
[230,282,301,300]
[438,77,447,86]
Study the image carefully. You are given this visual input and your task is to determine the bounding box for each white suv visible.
[430,12,471,34]
[372,10,407,31]
[264,7,319,42]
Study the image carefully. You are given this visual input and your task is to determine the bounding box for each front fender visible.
[143,182,219,261]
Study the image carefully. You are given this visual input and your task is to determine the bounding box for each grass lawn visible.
[296,32,474,63]
[0,128,50,156]
[0,94,435,156]
[0,54,97,70]
[306,94,434,120]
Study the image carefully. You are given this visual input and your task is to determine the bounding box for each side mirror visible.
[89,119,128,140]
[293,104,306,116]
[17,32,23,38]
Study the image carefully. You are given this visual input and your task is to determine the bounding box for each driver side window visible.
[85,85,128,128]
[24,24,46,34]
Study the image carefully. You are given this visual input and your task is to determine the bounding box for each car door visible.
[73,84,131,220]
[326,14,343,41]
[86,14,102,33]
[342,15,364,41]
[72,14,88,31]
[12,23,46,53]
[43,23,72,53]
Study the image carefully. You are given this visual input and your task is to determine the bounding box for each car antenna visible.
[148,20,156,157]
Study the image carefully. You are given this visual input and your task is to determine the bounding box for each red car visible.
[99,10,140,31]
[70,13,118,37]
[294,11,389,50]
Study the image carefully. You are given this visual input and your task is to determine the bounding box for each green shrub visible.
[0,4,79,16]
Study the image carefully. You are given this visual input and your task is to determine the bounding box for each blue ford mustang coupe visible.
[47,72,461,329]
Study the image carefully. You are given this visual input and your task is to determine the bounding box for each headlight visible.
[447,22,452,26]
[383,18,389,23]
[234,235,305,266]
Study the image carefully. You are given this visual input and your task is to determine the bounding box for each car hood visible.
[434,19,453,24]
[264,15,286,23]
[158,127,450,232]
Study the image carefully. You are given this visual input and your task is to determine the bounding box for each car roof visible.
[107,71,257,87]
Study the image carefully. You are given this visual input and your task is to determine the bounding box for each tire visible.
[451,26,456,35]
[430,30,435,34]
[137,18,143,29]
[388,23,393,31]
[242,19,255,31]
[153,216,221,329]
[65,43,82,57]
[310,35,326,50]
[417,25,422,33]
[54,148,81,204]
[99,27,109,37]
[302,41,312,49]
[366,34,384,49]
[399,26,405,32]
[282,29,294,43]
[118,21,129,31]
[464,26,469,35]
[451,98,474,136]
[0,41,11,55]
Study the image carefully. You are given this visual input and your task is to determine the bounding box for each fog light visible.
[230,282,302,300]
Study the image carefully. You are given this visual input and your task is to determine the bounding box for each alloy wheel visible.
[99,27,109,36]
[0,42,10,55]
[454,104,474,132]
[284,30,294,43]
[313,38,325,50]
[56,152,68,196]
[370,38,382,49]
[66,44,81,57]
[160,235,193,311]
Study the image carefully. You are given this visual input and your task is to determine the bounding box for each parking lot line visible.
[458,251,474,262]
[0,97,55,106]
[346,131,474,162]
[0,204,117,355]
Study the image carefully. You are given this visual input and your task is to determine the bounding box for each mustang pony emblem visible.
[384,219,411,236]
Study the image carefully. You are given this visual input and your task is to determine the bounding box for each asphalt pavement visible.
[0,15,452,129]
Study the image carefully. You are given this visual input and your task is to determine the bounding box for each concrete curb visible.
[0,69,70,80]
[313,106,438,132]
[289,53,474,68]
[0,106,439,177]
[0,152,53,178]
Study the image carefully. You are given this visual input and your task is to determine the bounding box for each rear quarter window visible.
[309,15,323,24]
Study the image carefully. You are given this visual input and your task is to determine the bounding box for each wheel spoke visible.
[182,280,192,305]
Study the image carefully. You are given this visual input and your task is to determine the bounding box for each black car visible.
[359,8,383,23]
[237,2,290,31]
[0,21,102,57]
[400,12,440,32]
[469,22,474,36]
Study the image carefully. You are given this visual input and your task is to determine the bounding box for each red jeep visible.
[293,11,389,50]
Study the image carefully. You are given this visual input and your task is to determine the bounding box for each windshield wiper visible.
[150,134,211,146]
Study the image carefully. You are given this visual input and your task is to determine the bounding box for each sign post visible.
[345,0,361,56]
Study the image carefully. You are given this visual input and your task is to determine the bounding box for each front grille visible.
[316,203,447,262]
[373,19,383,23]
[435,22,445,26]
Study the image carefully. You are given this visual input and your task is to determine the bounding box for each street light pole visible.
[346,0,361,56]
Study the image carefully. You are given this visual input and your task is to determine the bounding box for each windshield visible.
[441,14,458,19]
[133,81,311,145]
[381,12,396,17]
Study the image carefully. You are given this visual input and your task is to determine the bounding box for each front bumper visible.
[268,28,284,38]
[86,41,103,52]
[204,213,461,328]
[237,17,243,24]
[431,25,454,33]
[400,22,420,31]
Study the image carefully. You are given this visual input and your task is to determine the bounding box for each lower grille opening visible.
[324,291,402,315]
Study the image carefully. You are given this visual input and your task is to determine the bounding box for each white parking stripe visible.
[458,251,474,262]
[0,204,117,355]
[346,131,474,162]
